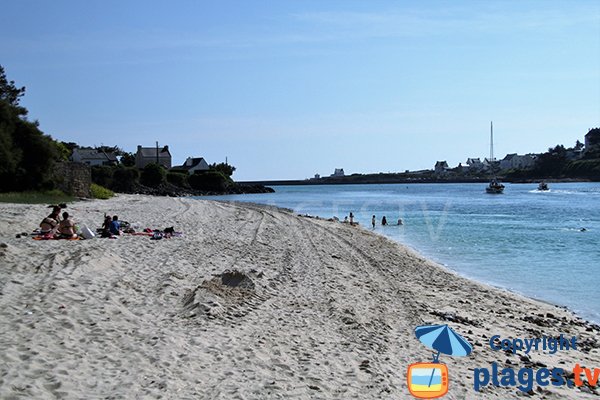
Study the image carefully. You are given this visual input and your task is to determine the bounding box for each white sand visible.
[0,194,598,399]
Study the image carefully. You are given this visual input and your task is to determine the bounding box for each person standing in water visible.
[371,215,376,229]
[382,216,387,226]
[349,212,354,225]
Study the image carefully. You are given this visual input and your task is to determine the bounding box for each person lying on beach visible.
[57,212,77,239]
[39,206,62,233]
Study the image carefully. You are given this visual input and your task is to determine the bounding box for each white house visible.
[70,148,118,166]
[135,145,172,169]
[331,168,345,177]
[172,157,210,175]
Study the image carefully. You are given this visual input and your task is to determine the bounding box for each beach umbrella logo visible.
[407,324,473,399]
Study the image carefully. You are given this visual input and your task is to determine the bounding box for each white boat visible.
[486,121,504,194]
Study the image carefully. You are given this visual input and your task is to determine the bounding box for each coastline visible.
[1,194,599,399]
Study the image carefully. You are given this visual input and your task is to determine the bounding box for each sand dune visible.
[0,195,598,399]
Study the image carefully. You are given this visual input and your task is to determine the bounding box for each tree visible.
[0,65,26,112]
[140,163,166,187]
[0,66,60,191]
[209,162,236,177]
[120,152,136,167]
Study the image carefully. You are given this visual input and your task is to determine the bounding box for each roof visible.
[585,128,600,138]
[74,148,118,161]
[173,157,208,170]
[138,146,171,158]
[186,157,206,168]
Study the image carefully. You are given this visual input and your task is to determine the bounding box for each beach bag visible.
[81,225,95,240]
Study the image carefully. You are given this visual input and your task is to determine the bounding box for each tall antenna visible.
[490,121,494,161]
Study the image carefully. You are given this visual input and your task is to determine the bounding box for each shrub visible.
[90,183,114,199]
[140,163,166,187]
[91,165,114,188]
[112,167,140,192]
[188,170,232,192]
[167,172,189,187]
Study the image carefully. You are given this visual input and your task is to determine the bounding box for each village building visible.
[70,148,118,166]
[135,145,172,169]
[171,157,210,175]
[331,168,345,177]
[434,161,449,175]
[585,128,600,149]
[499,154,536,170]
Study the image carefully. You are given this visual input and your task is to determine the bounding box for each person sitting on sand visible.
[382,216,387,226]
[109,215,121,236]
[57,212,77,239]
[39,206,62,233]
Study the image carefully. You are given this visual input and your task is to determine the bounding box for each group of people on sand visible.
[39,205,78,239]
[38,205,125,239]
[101,214,122,237]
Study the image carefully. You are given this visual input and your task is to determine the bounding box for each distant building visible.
[585,128,600,149]
[331,168,345,177]
[434,161,449,174]
[565,149,584,161]
[466,157,483,171]
[135,145,172,169]
[500,154,536,170]
[314,174,321,179]
[70,148,118,166]
[171,157,209,175]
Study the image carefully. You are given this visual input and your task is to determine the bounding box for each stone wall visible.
[53,161,91,198]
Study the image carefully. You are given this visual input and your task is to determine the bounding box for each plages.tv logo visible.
[407,324,473,399]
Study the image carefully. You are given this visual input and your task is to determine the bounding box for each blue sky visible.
[2,1,599,180]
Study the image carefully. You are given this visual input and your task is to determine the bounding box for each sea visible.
[201,182,600,323]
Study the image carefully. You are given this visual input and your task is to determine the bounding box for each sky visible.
[2,1,599,181]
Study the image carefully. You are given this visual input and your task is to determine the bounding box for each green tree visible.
[0,65,26,115]
[209,162,236,177]
[0,66,60,192]
[140,163,166,187]
[534,145,567,177]
[189,170,231,192]
[120,152,136,167]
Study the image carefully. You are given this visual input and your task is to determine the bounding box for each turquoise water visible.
[201,183,600,322]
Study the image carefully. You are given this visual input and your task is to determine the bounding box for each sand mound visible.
[183,270,259,319]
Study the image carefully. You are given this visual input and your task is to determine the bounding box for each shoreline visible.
[1,194,599,399]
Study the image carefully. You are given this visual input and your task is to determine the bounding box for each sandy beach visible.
[0,194,598,399]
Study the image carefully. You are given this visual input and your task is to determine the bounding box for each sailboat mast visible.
[490,121,494,162]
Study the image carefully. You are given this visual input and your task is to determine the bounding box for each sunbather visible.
[58,212,77,239]
[39,206,62,233]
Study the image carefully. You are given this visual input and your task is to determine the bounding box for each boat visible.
[538,181,549,191]
[486,179,505,194]
[485,121,504,194]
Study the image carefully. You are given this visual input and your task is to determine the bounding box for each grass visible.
[90,183,114,199]
[0,189,75,204]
